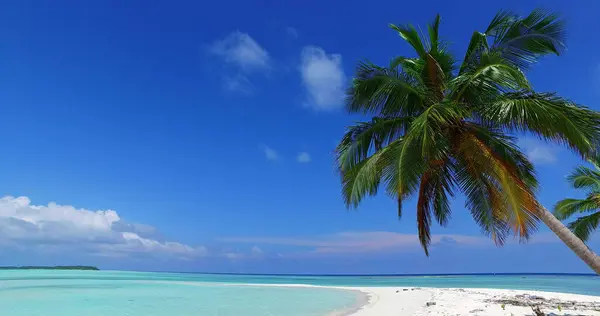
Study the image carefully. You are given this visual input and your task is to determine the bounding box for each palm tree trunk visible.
[538,206,600,274]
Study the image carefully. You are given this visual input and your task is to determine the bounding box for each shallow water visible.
[0,272,358,316]
[0,271,597,315]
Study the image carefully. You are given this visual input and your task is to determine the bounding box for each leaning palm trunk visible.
[538,207,600,274]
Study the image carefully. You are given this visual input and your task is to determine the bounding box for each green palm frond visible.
[477,92,600,157]
[416,173,434,255]
[589,153,600,170]
[566,166,600,193]
[459,31,489,74]
[347,62,426,116]
[452,52,531,102]
[389,24,428,59]
[423,54,446,100]
[568,212,600,242]
[336,116,413,170]
[454,155,511,245]
[389,56,424,82]
[462,124,537,188]
[555,156,600,242]
[429,48,455,80]
[407,102,466,156]
[429,159,455,227]
[381,136,425,204]
[485,9,517,36]
[340,144,386,208]
[554,196,600,220]
[414,159,455,255]
[487,8,565,69]
[427,14,441,53]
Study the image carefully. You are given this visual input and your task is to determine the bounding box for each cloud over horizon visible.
[0,196,571,266]
[220,231,489,255]
[219,230,563,257]
[0,196,206,260]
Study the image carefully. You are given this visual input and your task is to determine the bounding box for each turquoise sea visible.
[0,271,598,316]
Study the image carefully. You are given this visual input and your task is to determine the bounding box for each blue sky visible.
[0,0,599,274]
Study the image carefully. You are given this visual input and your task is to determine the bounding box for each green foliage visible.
[336,9,600,254]
[554,154,600,242]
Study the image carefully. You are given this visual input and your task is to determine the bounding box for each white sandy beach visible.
[205,282,600,315]
[242,283,600,315]
[342,286,600,316]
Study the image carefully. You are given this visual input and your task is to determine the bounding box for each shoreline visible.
[135,280,600,315]
[249,284,600,315]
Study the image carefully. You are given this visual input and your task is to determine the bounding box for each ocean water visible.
[0,271,598,316]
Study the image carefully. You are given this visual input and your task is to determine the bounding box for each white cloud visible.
[221,246,263,261]
[209,31,270,92]
[223,74,253,93]
[286,27,298,39]
[251,246,263,256]
[297,152,311,163]
[224,252,244,260]
[519,138,558,164]
[0,196,206,259]
[209,31,270,71]
[527,147,556,164]
[299,46,346,111]
[261,145,279,161]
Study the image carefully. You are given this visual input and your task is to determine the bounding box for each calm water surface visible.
[0,270,597,316]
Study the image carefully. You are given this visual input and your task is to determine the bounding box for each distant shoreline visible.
[0,266,99,271]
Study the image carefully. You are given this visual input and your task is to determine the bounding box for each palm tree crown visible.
[554,155,600,242]
[335,9,600,255]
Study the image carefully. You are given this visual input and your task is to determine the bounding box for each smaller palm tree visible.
[554,155,600,242]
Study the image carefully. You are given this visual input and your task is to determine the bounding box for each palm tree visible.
[335,9,600,273]
[554,155,600,242]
